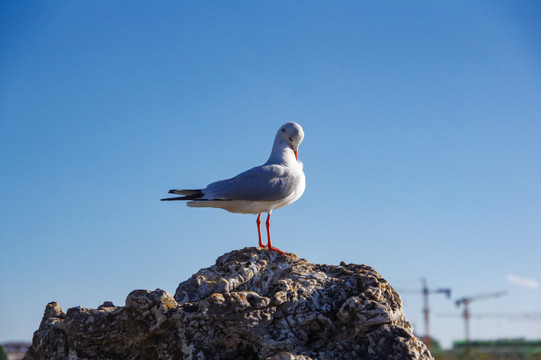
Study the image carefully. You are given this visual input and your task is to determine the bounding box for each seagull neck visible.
[266,136,296,165]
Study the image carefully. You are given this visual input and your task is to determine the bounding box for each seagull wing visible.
[203,164,300,202]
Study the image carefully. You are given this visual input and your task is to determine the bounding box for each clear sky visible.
[1,1,540,349]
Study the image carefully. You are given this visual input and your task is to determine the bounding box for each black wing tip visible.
[168,189,203,195]
[162,189,204,201]
[161,197,185,201]
[161,193,204,201]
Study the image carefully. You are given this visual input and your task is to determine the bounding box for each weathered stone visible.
[25,247,433,360]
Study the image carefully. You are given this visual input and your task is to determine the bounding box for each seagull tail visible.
[161,189,203,201]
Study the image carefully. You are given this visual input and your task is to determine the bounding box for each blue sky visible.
[1,1,540,349]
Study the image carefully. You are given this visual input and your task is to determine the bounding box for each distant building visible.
[437,339,541,360]
[2,343,30,360]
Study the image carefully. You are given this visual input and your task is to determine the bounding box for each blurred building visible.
[2,343,30,360]
[435,339,541,360]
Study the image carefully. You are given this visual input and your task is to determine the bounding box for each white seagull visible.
[161,122,306,254]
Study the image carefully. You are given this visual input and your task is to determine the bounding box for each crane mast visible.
[421,278,451,348]
[455,291,507,343]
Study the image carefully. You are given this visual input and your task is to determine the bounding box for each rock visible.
[98,301,115,309]
[24,247,433,360]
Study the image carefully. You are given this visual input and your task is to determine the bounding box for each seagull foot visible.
[267,246,285,255]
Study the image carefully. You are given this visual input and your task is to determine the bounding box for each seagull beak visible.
[289,145,298,159]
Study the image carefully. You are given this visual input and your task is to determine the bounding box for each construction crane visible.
[421,278,451,348]
[399,278,451,348]
[466,313,541,320]
[455,291,507,343]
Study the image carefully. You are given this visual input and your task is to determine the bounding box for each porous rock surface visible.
[25,247,433,360]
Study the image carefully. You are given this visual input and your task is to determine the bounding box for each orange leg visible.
[256,213,265,247]
[265,212,285,255]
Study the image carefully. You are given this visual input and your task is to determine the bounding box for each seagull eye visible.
[281,128,285,132]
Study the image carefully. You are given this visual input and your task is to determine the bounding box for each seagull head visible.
[279,122,304,159]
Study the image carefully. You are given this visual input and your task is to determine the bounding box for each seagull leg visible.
[265,212,285,255]
[257,213,265,248]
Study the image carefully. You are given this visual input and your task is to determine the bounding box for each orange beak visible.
[294,150,298,159]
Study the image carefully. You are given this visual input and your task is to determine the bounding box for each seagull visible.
[161,122,306,254]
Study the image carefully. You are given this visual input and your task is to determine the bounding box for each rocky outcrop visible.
[25,248,433,360]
